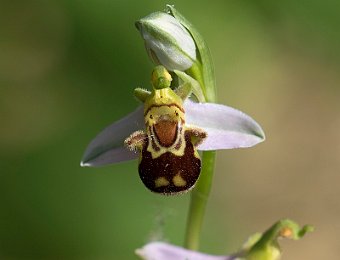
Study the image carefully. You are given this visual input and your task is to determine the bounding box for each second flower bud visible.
[135,11,197,71]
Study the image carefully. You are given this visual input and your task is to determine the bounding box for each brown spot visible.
[151,137,160,151]
[174,132,183,150]
[153,120,178,147]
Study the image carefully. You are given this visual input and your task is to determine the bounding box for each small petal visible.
[185,100,265,150]
[80,106,144,167]
[136,12,196,71]
[136,242,234,260]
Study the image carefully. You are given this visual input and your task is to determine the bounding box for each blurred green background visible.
[1,0,340,259]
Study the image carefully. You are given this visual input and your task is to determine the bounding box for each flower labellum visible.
[125,66,207,195]
[135,11,196,71]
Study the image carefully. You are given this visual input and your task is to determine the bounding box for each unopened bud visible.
[136,11,196,71]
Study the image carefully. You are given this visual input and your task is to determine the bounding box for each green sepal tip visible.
[240,219,314,260]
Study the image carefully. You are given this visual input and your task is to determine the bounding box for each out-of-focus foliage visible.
[1,0,339,259]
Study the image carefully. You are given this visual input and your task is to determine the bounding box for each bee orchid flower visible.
[80,96,265,167]
[80,65,264,195]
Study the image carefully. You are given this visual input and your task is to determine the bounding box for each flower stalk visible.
[185,151,216,250]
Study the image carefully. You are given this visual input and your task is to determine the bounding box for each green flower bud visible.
[136,11,196,71]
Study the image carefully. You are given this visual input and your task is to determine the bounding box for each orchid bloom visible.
[80,64,264,195]
[80,95,265,167]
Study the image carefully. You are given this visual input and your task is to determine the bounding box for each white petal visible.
[147,12,196,61]
[80,106,144,167]
[136,242,233,260]
[185,100,265,150]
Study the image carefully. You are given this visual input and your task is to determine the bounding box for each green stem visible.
[184,56,217,250]
[184,151,216,250]
[173,4,217,248]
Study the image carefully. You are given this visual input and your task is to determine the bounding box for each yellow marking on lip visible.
[155,177,170,188]
[173,173,186,187]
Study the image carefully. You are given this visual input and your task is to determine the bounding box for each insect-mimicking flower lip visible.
[80,100,265,167]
